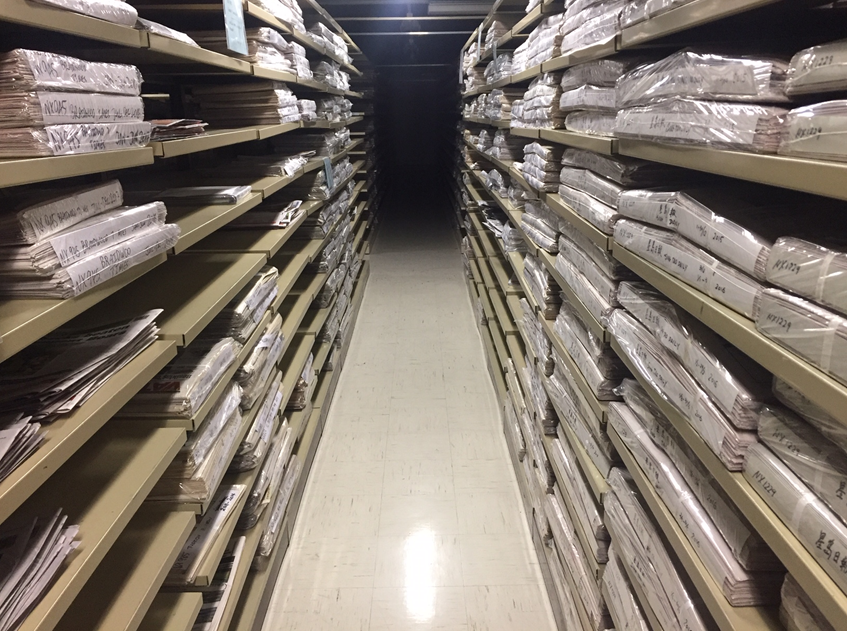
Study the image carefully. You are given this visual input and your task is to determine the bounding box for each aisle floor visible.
[264,194,557,630]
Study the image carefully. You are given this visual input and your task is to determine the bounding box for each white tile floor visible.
[263,201,556,630]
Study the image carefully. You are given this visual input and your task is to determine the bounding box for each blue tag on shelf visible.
[223,0,248,55]
[323,157,334,190]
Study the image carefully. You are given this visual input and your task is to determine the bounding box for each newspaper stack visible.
[308,23,350,65]
[522,142,562,192]
[521,298,554,375]
[239,322,284,411]
[191,28,311,78]
[602,547,651,631]
[191,537,246,631]
[299,182,355,238]
[313,61,350,91]
[298,99,317,122]
[253,0,304,34]
[0,178,178,298]
[486,129,525,161]
[308,222,352,274]
[559,58,640,138]
[511,14,565,73]
[0,415,40,483]
[0,49,150,157]
[610,401,784,605]
[786,39,847,96]
[561,0,624,57]
[272,129,350,156]
[604,468,712,631]
[0,510,79,631]
[288,158,353,201]
[510,73,564,129]
[521,198,560,253]
[255,454,301,569]
[203,266,279,344]
[29,0,137,24]
[190,81,301,126]
[523,252,561,318]
[238,422,294,530]
[316,260,348,309]
[166,484,246,586]
[620,379,781,570]
[504,397,526,462]
[484,54,512,84]
[149,119,207,141]
[315,96,352,122]
[485,89,523,122]
[287,354,315,411]
[157,186,252,205]
[780,574,835,631]
[0,309,161,422]
[121,336,241,420]
[230,371,282,472]
[608,309,758,470]
[463,65,486,92]
[485,20,511,56]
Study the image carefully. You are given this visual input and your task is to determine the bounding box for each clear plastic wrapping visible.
[204,266,279,344]
[779,100,847,161]
[230,371,282,472]
[524,362,557,428]
[773,378,847,454]
[766,237,847,317]
[555,299,625,379]
[565,110,617,137]
[786,39,847,96]
[240,330,284,411]
[559,221,629,280]
[125,337,240,419]
[614,97,788,153]
[560,146,687,186]
[257,454,301,564]
[557,183,620,234]
[31,0,137,24]
[0,122,152,158]
[618,281,770,429]
[504,396,526,461]
[239,422,294,530]
[0,49,143,95]
[610,400,783,605]
[604,468,711,631]
[753,288,847,387]
[521,298,554,376]
[523,253,562,318]
[521,213,558,253]
[603,547,651,631]
[619,379,780,571]
[558,85,617,112]
[614,219,764,318]
[554,254,613,325]
[561,57,640,91]
[608,309,758,470]
[558,166,623,208]
[0,92,143,128]
[744,441,847,596]
[558,233,620,307]
[779,574,835,631]
[616,50,789,107]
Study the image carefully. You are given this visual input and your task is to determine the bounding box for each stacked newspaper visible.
[240,330,284,412]
[238,422,294,530]
[158,186,252,205]
[0,309,160,421]
[202,266,279,344]
[237,315,283,393]
[287,355,315,411]
[522,143,562,193]
[191,537,246,631]
[190,81,301,126]
[255,454,301,569]
[228,200,304,230]
[0,415,41,483]
[150,119,207,141]
[230,371,281,472]
[166,484,246,586]
[0,510,79,631]
[786,39,847,96]
[191,28,311,78]
[121,336,241,420]
[603,547,651,631]
[780,574,835,631]
[523,253,561,319]
[0,49,150,157]
[521,298,554,376]
[271,129,350,156]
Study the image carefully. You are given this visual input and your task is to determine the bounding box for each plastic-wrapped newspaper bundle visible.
[504,396,526,461]
[230,371,281,472]
[521,298,554,375]
[521,199,560,252]
[190,81,301,126]
[558,163,624,209]
[614,219,765,318]
[519,14,565,71]
[522,142,562,192]
[238,421,294,530]
[560,56,644,91]
[121,336,241,420]
[558,84,617,113]
[545,536,584,631]
[253,0,304,33]
[229,199,304,230]
[313,60,350,91]
[526,361,558,432]
[557,178,620,234]
[566,110,618,137]
[780,574,836,631]
[561,0,624,57]
[485,89,522,121]
[603,547,651,631]
[558,230,621,308]
[287,354,315,411]
[484,54,512,84]
[486,129,525,160]
[614,97,788,153]
[190,29,311,78]
[744,440,847,595]
[618,281,770,429]
[786,39,847,96]
[609,309,758,470]
[240,330,284,412]
[545,490,613,631]
[604,467,712,631]
[779,100,847,162]
[299,183,354,238]
[297,99,317,122]
[523,252,561,318]
[202,266,279,344]
[513,73,565,129]
[308,22,350,65]
[616,50,790,107]
[773,377,847,454]
[561,145,688,186]
[237,314,282,392]
[0,49,150,156]
[464,66,486,92]
[138,19,198,47]
[554,253,615,326]
[255,454,302,569]
[611,400,784,605]
[548,434,610,562]
[619,378,781,570]
[485,19,511,55]
[288,159,354,201]
[484,169,508,198]
[315,96,352,122]
[27,0,137,24]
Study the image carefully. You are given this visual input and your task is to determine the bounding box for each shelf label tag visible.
[223,0,248,55]
[323,157,334,190]
[477,28,482,52]
[494,41,497,58]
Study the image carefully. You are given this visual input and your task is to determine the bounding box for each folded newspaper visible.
[202,266,279,344]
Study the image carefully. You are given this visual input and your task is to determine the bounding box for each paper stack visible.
[203,266,279,344]
[190,81,301,127]
[30,0,137,24]
[191,28,312,78]
[230,371,281,472]
[255,454,301,568]
[238,422,294,530]
[191,536,246,631]
[521,199,560,252]
[0,49,150,157]
[150,119,207,141]
[523,252,561,318]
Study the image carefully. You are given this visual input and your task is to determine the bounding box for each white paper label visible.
[36,93,144,125]
[44,122,151,156]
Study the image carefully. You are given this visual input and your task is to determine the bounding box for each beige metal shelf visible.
[0,0,145,46]
[538,315,609,422]
[489,286,517,335]
[0,340,176,525]
[190,210,309,259]
[618,138,847,203]
[608,424,782,631]
[136,593,202,631]
[541,39,617,73]
[93,251,267,348]
[510,127,540,140]
[278,278,322,344]
[0,252,167,362]
[255,121,302,140]
[468,259,483,285]
[170,192,264,254]
[0,147,154,188]
[151,128,261,158]
[271,249,313,312]
[146,32,253,74]
[14,423,185,631]
[251,64,299,84]
[604,517,666,631]
[619,0,779,47]
[613,244,847,428]
[489,254,521,296]
[611,337,847,627]
[489,315,511,373]
[539,128,618,156]
[280,333,319,411]
[53,508,195,631]
[463,116,511,129]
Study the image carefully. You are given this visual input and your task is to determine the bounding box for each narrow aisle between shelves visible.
[263,187,556,630]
